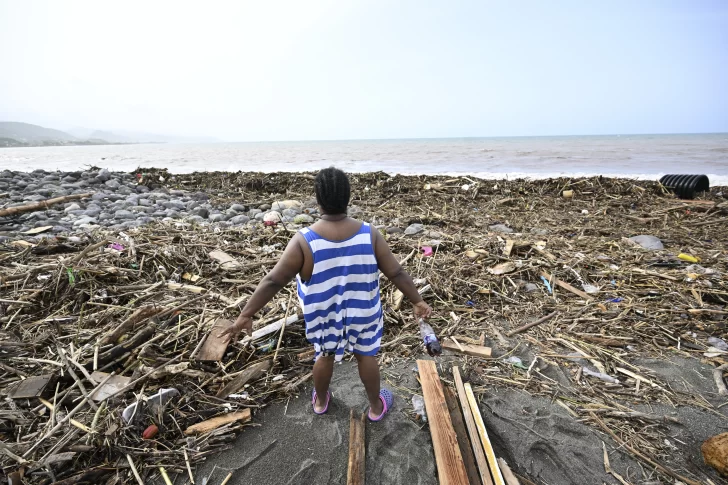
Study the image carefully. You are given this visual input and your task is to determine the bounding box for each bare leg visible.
[355,354,383,416]
[313,355,335,412]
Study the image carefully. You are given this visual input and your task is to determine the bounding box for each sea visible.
[1,133,727,185]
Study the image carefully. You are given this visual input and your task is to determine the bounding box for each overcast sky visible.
[1,1,726,141]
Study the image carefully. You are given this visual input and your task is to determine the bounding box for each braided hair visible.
[314,167,350,215]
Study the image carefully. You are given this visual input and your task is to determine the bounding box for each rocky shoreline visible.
[0,168,320,238]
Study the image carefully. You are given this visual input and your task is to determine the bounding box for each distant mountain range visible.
[0,121,219,147]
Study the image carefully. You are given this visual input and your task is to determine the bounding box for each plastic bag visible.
[412,395,427,422]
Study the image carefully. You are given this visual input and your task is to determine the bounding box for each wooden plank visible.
[539,270,592,300]
[442,340,492,358]
[497,458,521,485]
[216,359,271,398]
[196,319,233,362]
[184,409,251,435]
[464,383,505,485]
[444,386,482,485]
[88,372,132,402]
[417,360,470,485]
[209,250,243,270]
[347,409,366,485]
[453,367,494,485]
[8,374,53,399]
[503,240,514,257]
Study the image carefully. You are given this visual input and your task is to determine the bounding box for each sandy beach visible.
[1,168,727,484]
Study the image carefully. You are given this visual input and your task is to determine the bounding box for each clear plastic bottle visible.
[419,319,442,356]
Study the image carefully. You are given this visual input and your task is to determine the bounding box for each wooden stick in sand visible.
[417,360,470,485]
[453,367,493,485]
[347,409,366,485]
[505,311,558,337]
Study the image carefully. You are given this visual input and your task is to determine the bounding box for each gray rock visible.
[131,206,153,214]
[98,212,113,221]
[105,179,120,190]
[163,201,186,211]
[73,216,97,226]
[165,210,181,219]
[248,208,262,218]
[186,201,200,211]
[293,214,314,224]
[114,210,135,220]
[404,223,425,236]
[64,203,81,212]
[191,207,209,218]
[152,211,167,217]
[24,194,46,202]
[524,283,540,293]
[489,224,515,234]
[96,169,111,182]
[230,204,246,212]
[282,208,301,218]
[135,185,150,194]
[138,198,152,207]
[386,227,404,235]
[230,215,250,225]
[259,204,271,211]
[255,211,267,221]
[629,235,664,250]
[186,215,205,224]
[117,186,132,196]
[209,213,225,223]
[83,209,101,218]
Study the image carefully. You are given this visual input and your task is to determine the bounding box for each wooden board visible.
[89,372,132,402]
[539,270,592,300]
[184,409,251,435]
[417,360,470,485]
[8,374,53,399]
[209,250,243,270]
[442,340,492,358]
[444,386,482,485]
[347,409,366,485]
[465,383,505,485]
[216,359,271,398]
[453,367,494,485]
[196,319,233,362]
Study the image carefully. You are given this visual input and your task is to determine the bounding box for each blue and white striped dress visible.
[296,222,383,362]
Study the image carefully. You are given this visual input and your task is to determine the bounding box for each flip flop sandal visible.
[311,389,331,415]
[368,388,394,422]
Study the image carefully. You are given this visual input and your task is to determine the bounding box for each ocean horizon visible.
[1,132,727,185]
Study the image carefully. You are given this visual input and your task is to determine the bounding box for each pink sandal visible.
[311,389,331,415]
[368,389,394,422]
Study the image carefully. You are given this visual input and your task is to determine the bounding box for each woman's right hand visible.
[413,301,433,320]
[218,314,254,343]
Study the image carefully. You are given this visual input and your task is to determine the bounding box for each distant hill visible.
[0,122,78,143]
[1,122,219,147]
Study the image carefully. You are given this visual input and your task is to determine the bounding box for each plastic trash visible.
[419,319,442,356]
[582,367,620,384]
[412,394,427,422]
[504,356,528,370]
[582,284,599,294]
[678,253,701,263]
[659,174,710,199]
[540,276,553,294]
[108,242,125,251]
[708,337,728,351]
[420,246,434,257]
[147,388,180,414]
[607,297,623,303]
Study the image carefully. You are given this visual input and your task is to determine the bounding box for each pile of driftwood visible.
[0,224,314,484]
[1,170,727,483]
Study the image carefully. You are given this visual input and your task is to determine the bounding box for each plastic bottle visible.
[419,319,442,356]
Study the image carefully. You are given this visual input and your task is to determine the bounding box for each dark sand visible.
[190,350,727,485]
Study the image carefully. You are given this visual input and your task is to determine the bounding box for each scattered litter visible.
[411,394,427,422]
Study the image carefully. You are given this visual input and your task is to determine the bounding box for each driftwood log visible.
[0,193,93,217]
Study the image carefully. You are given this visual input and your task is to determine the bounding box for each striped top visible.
[296,222,383,361]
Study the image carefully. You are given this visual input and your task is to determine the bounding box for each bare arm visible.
[220,234,305,340]
[373,229,432,320]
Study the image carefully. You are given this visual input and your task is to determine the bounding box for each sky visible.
[1,0,727,141]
